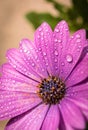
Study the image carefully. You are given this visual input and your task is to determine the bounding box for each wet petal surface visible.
[41,105,59,130]
[5,104,49,130]
[0,63,38,93]
[0,91,41,120]
[59,98,85,129]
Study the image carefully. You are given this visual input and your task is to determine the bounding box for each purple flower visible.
[0,20,88,130]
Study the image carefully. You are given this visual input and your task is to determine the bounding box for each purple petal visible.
[66,82,88,98]
[6,48,41,82]
[59,106,75,130]
[59,98,85,129]
[34,22,54,76]
[59,29,86,80]
[5,104,49,130]
[52,20,70,76]
[19,39,48,78]
[0,90,41,120]
[41,105,59,130]
[66,51,88,87]
[0,63,38,93]
[52,21,86,79]
[65,97,88,120]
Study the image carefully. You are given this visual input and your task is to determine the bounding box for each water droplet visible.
[66,54,73,63]
[24,49,27,53]
[65,28,68,31]
[54,38,58,42]
[42,69,44,72]
[78,45,82,48]
[61,62,65,66]
[32,63,35,67]
[43,52,46,56]
[76,34,81,38]
[41,32,43,36]
[39,27,42,32]
[54,58,57,63]
[54,50,58,56]
[37,35,40,39]
[58,39,62,43]
[55,29,59,33]
[39,48,42,51]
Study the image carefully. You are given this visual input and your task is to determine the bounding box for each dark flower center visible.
[37,76,66,105]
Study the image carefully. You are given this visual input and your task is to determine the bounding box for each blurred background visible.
[0,0,88,129]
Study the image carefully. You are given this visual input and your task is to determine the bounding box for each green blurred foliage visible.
[26,0,88,36]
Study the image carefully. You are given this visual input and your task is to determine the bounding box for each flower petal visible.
[0,90,41,120]
[34,22,54,76]
[65,96,88,120]
[66,48,88,87]
[52,20,70,76]
[41,105,59,130]
[59,98,85,129]
[6,48,41,82]
[19,39,48,78]
[53,21,86,79]
[59,106,75,130]
[59,29,86,80]
[0,63,38,93]
[66,82,88,98]
[5,104,49,130]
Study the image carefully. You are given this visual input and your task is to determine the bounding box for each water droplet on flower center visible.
[66,54,73,63]
[37,76,66,104]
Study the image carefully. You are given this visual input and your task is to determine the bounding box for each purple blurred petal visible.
[6,48,41,82]
[59,105,74,130]
[66,82,88,98]
[19,39,48,78]
[59,98,85,129]
[52,20,70,76]
[0,63,38,93]
[65,97,88,120]
[34,22,54,76]
[5,104,49,130]
[59,29,86,80]
[0,90,41,120]
[66,51,88,87]
[41,105,59,130]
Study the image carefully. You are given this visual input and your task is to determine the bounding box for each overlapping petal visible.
[66,48,88,87]
[52,20,70,76]
[19,39,48,78]
[6,48,41,82]
[41,105,59,130]
[5,104,49,130]
[0,63,38,93]
[66,82,88,98]
[0,90,41,120]
[59,98,85,129]
[53,23,86,79]
[34,22,54,76]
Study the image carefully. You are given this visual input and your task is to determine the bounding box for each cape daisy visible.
[0,20,88,130]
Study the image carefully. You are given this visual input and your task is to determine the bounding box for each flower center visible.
[37,76,66,104]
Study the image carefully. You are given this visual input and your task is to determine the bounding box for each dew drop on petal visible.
[58,39,62,43]
[76,34,81,38]
[54,38,58,43]
[61,62,65,66]
[55,28,59,33]
[43,52,47,56]
[66,54,73,63]
[54,50,58,56]
[39,27,42,32]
